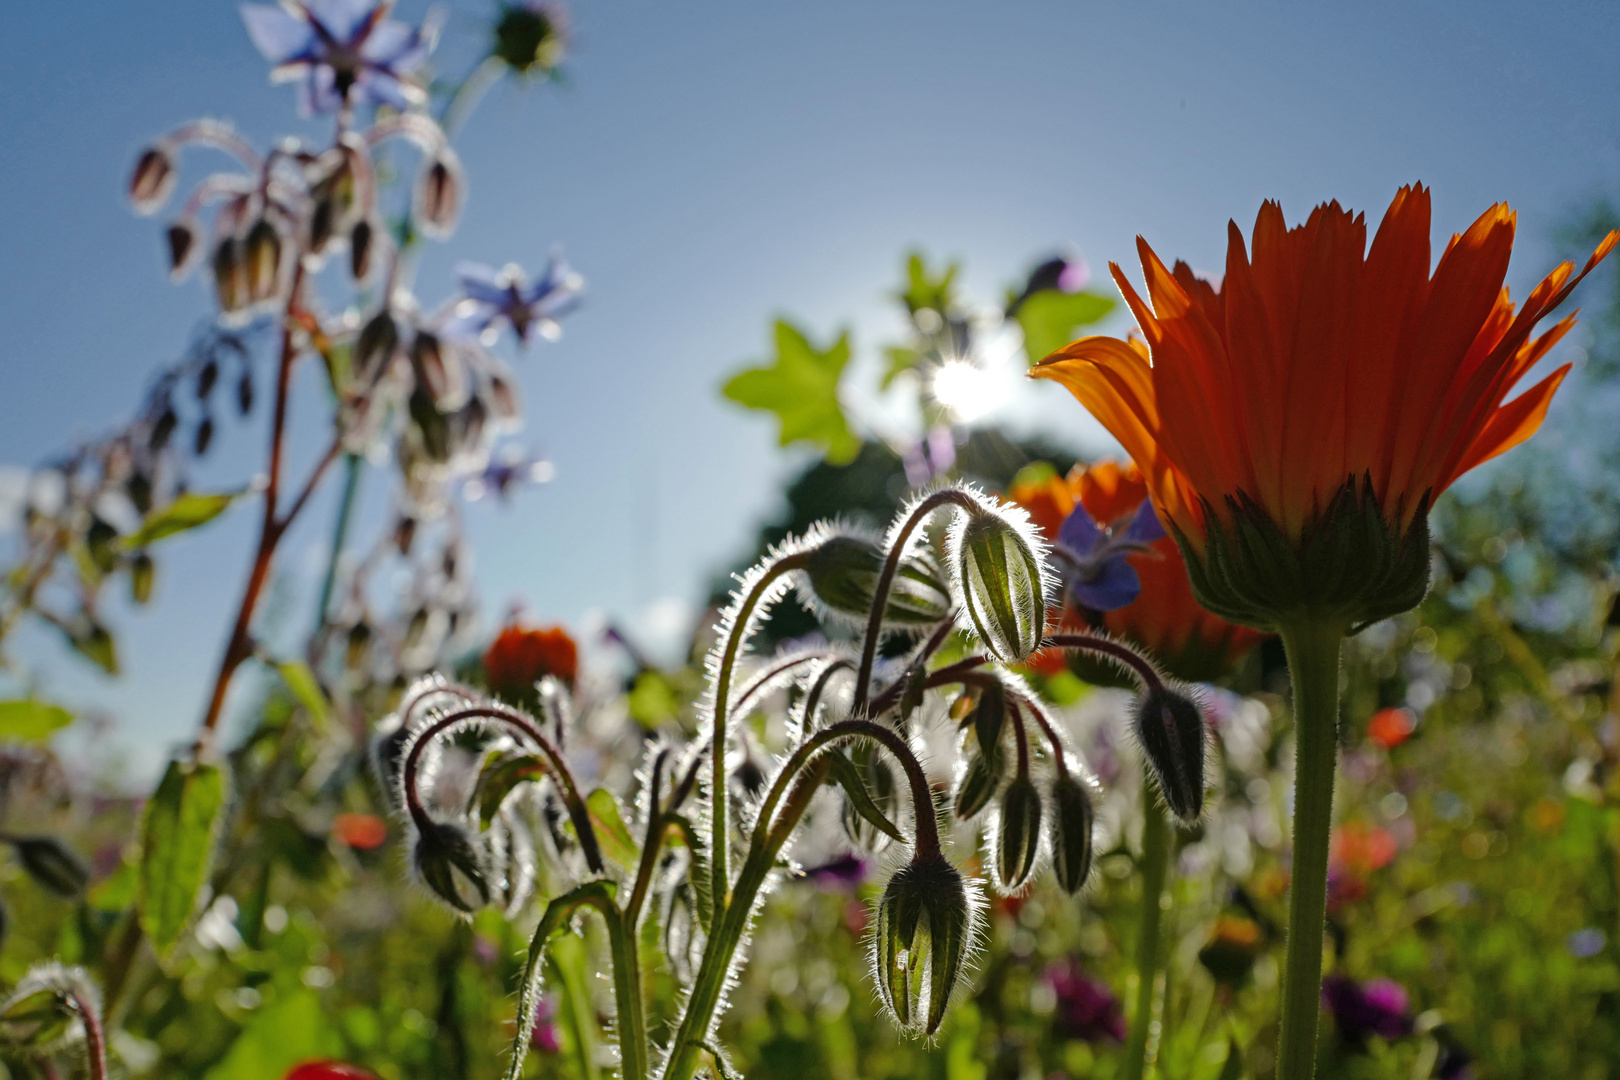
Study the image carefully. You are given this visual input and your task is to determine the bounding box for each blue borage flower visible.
[240,0,441,115]
[445,253,585,346]
[1052,496,1165,612]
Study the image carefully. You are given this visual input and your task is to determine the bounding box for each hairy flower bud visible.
[354,311,399,386]
[129,146,176,214]
[0,963,98,1052]
[129,551,156,605]
[212,237,250,315]
[11,837,89,898]
[415,156,464,239]
[350,219,375,282]
[993,777,1042,893]
[1132,685,1207,823]
[800,532,951,627]
[411,332,464,409]
[948,506,1049,663]
[243,218,282,303]
[166,221,198,278]
[952,749,1002,820]
[412,819,492,914]
[872,855,977,1036]
[1049,774,1095,894]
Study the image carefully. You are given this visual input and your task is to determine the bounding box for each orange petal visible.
[1444,363,1570,487]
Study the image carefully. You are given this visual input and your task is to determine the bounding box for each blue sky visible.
[3,0,1619,776]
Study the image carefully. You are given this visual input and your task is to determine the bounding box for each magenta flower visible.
[1321,975,1412,1045]
[240,0,439,115]
[1046,959,1126,1044]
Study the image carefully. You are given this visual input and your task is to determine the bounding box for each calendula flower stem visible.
[1123,780,1171,1080]
[1275,618,1345,1080]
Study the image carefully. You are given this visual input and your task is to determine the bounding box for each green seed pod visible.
[871,855,977,1036]
[1050,774,1096,894]
[12,837,89,898]
[130,551,156,606]
[948,506,1049,664]
[799,531,951,627]
[412,819,492,915]
[1133,684,1207,824]
[350,218,375,282]
[415,156,464,239]
[952,748,1002,820]
[993,777,1043,893]
[211,237,249,314]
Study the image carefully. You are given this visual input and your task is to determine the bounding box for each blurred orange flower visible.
[1033,186,1616,552]
[484,622,578,702]
[1332,820,1398,876]
[1366,707,1416,749]
[332,812,388,851]
[1010,460,1265,682]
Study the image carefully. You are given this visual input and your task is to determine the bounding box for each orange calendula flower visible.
[484,622,578,703]
[1010,460,1265,682]
[1032,186,1617,630]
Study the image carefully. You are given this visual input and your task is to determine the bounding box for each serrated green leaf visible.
[473,754,546,827]
[722,320,860,465]
[881,345,919,390]
[900,252,960,316]
[583,788,639,869]
[119,490,242,551]
[1015,290,1116,366]
[275,660,329,734]
[0,700,73,742]
[138,759,227,957]
[824,751,905,843]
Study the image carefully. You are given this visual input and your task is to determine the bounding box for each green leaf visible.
[118,490,242,551]
[66,623,118,676]
[138,759,227,957]
[0,700,73,742]
[1217,1037,1246,1080]
[880,344,919,390]
[900,251,960,316]
[473,754,547,827]
[1014,290,1116,366]
[824,751,905,844]
[583,788,639,869]
[275,660,329,734]
[722,320,860,465]
[626,670,678,728]
[202,986,344,1080]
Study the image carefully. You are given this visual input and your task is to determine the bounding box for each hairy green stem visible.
[1274,619,1344,1080]
[1124,779,1171,1080]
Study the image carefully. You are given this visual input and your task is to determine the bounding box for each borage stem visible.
[1274,619,1345,1080]
[1123,778,1170,1080]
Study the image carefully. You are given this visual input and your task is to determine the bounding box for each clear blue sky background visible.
[3,1,1619,777]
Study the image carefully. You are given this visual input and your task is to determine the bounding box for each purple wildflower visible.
[240,0,439,115]
[799,853,868,890]
[1052,497,1165,611]
[1321,975,1412,1045]
[446,253,584,346]
[1046,958,1126,1044]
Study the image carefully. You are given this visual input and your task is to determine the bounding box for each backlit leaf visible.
[138,759,227,957]
[0,700,73,742]
[119,490,242,551]
[722,320,860,465]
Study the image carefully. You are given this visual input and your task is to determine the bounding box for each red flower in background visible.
[1011,460,1266,682]
[1367,707,1415,749]
[285,1063,378,1080]
[332,812,388,850]
[484,622,578,703]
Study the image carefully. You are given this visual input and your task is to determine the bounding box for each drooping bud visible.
[412,819,492,914]
[415,155,464,239]
[871,855,977,1036]
[243,218,282,303]
[309,195,338,255]
[1049,773,1095,894]
[345,621,373,671]
[236,369,255,415]
[1132,684,1207,824]
[353,310,399,386]
[166,221,198,278]
[952,749,1002,820]
[11,837,89,898]
[211,237,250,315]
[799,531,951,627]
[194,415,215,456]
[487,370,521,422]
[409,388,454,463]
[130,552,156,605]
[992,777,1042,893]
[350,219,375,282]
[411,332,464,409]
[128,147,176,214]
[492,1,568,76]
[948,504,1049,664]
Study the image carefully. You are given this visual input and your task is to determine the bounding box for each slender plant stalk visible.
[70,991,107,1080]
[312,451,362,632]
[1123,780,1171,1080]
[1274,618,1344,1080]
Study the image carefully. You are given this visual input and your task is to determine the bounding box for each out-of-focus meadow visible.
[4,4,1620,1080]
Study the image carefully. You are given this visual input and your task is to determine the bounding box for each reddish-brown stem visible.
[70,992,107,1080]
[1043,632,1163,693]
